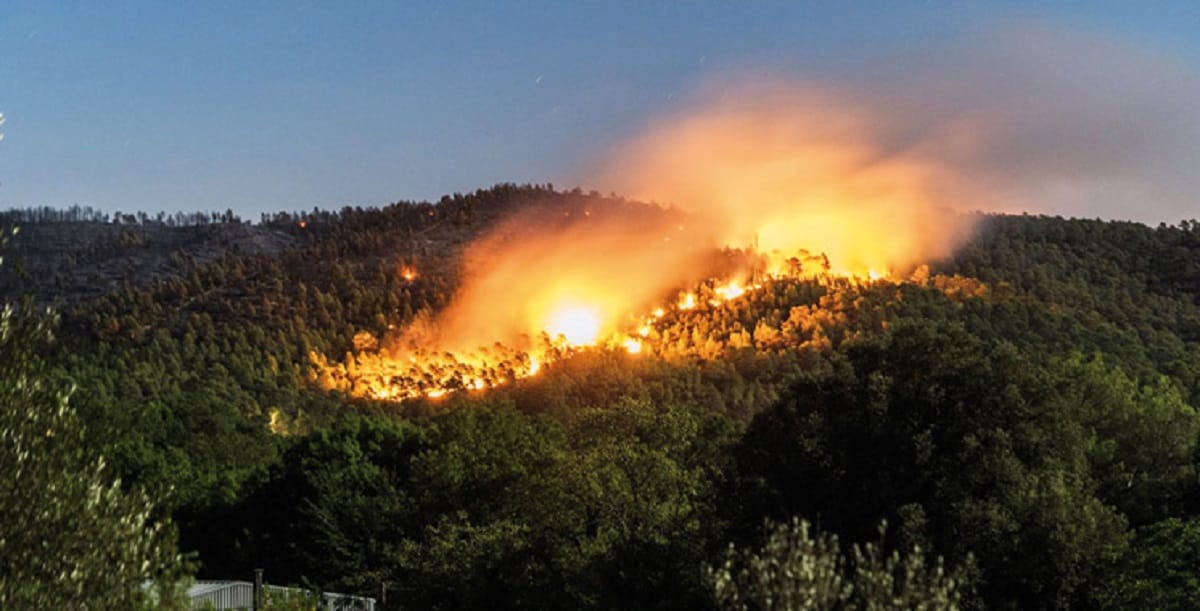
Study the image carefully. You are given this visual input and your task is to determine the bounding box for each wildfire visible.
[314,194,955,403]
[316,255,929,403]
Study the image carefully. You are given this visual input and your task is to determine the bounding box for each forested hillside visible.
[4,184,1200,609]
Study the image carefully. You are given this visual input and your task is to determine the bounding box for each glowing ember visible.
[400,265,418,281]
[622,337,643,354]
[678,293,697,310]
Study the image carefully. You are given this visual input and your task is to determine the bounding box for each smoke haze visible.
[597,25,1200,225]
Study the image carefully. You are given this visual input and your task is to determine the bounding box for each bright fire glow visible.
[715,280,746,301]
[546,305,602,346]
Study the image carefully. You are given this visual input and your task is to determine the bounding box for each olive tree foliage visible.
[0,227,187,608]
[708,518,965,611]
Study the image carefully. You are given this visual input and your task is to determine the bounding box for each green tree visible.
[549,399,736,609]
[731,321,1130,608]
[0,228,187,607]
[1051,355,1199,525]
[709,517,965,610]
[1098,517,1200,609]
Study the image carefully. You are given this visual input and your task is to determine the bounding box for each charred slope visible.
[0,221,297,305]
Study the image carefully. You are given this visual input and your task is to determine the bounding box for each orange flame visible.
[399,265,418,282]
[714,280,745,301]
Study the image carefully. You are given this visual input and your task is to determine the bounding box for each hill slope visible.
[4,184,1200,609]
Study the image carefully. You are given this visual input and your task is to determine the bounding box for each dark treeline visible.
[0,204,250,226]
[4,184,1200,609]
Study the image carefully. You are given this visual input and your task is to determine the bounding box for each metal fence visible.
[188,580,376,610]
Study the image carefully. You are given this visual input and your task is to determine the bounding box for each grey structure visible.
[188,580,375,610]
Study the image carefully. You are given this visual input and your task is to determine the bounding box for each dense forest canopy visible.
[3,183,1200,609]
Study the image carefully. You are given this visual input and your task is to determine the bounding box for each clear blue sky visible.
[2,1,1199,220]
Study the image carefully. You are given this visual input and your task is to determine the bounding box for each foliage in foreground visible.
[0,228,187,609]
[709,518,966,611]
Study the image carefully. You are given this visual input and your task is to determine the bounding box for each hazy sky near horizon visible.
[2,2,1199,223]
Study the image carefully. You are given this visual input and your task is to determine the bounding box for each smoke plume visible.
[598,24,1200,226]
